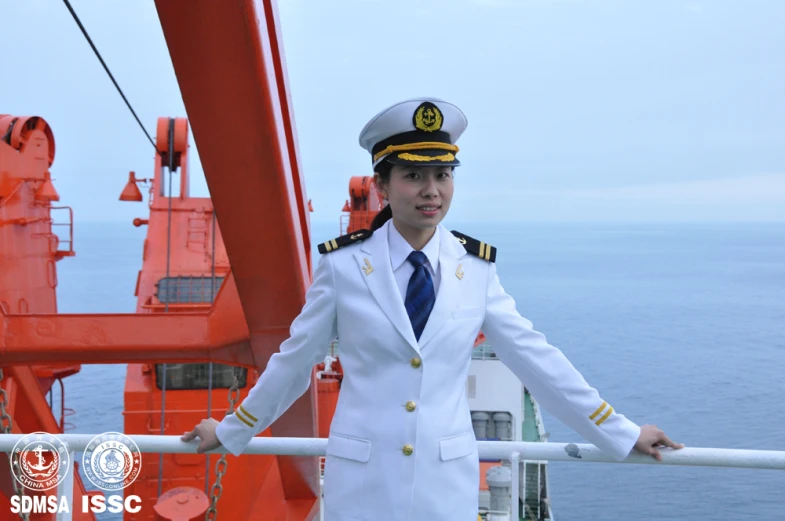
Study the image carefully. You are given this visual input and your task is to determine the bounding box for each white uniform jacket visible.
[216,220,641,521]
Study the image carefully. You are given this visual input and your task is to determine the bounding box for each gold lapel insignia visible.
[456,264,464,280]
[362,258,374,276]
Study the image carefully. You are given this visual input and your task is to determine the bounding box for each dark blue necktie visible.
[405,251,435,341]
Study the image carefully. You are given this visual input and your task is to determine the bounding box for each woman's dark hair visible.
[370,160,394,231]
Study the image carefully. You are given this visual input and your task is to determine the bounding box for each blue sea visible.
[51,221,784,521]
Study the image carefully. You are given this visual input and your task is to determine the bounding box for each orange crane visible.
[1,1,345,519]
[1,2,483,518]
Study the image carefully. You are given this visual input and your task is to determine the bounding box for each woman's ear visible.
[373,173,388,199]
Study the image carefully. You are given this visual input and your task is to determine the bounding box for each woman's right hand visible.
[633,424,684,461]
[181,418,223,454]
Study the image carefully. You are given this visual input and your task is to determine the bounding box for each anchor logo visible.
[422,109,436,126]
[11,432,70,491]
[361,258,374,276]
[413,102,443,132]
[23,445,58,477]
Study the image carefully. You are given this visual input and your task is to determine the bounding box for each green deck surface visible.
[522,390,541,442]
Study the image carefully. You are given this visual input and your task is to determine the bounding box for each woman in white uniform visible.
[183,98,682,521]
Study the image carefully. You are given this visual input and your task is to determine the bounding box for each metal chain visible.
[1,369,30,521]
[205,367,241,521]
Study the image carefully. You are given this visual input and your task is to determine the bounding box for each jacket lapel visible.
[417,224,467,349]
[354,221,420,353]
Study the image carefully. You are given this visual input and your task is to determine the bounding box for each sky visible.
[1,0,783,224]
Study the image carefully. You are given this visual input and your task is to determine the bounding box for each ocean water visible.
[50,220,784,521]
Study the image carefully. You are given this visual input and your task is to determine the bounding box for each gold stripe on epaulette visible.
[479,242,485,259]
[589,401,607,420]
[485,244,492,261]
[595,406,614,426]
[331,239,338,250]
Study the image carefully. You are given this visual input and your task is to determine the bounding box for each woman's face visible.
[375,164,454,232]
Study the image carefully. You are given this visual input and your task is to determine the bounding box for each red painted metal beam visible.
[0,367,99,520]
[0,273,257,366]
[153,0,312,338]
[0,312,255,366]
[153,0,319,505]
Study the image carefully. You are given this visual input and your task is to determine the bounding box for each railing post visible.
[56,448,74,521]
[510,451,520,521]
[536,462,541,519]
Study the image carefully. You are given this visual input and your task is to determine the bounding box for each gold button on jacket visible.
[402,444,414,456]
[410,357,421,368]
[405,401,416,412]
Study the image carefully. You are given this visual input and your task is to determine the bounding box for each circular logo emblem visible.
[11,432,70,491]
[82,432,141,491]
[413,102,443,132]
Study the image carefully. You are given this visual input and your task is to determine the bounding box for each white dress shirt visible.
[387,221,441,302]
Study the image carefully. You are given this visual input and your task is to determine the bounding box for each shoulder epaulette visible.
[318,229,372,254]
[451,230,496,262]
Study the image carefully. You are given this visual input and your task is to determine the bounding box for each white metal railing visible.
[2,434,784,521]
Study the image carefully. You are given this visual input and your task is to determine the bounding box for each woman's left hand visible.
[633,424,684,461]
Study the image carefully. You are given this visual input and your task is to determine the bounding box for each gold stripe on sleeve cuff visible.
[595,406,614,426]
[234,410,254,428]
[589,401,607,420]
[239,405,258,422]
